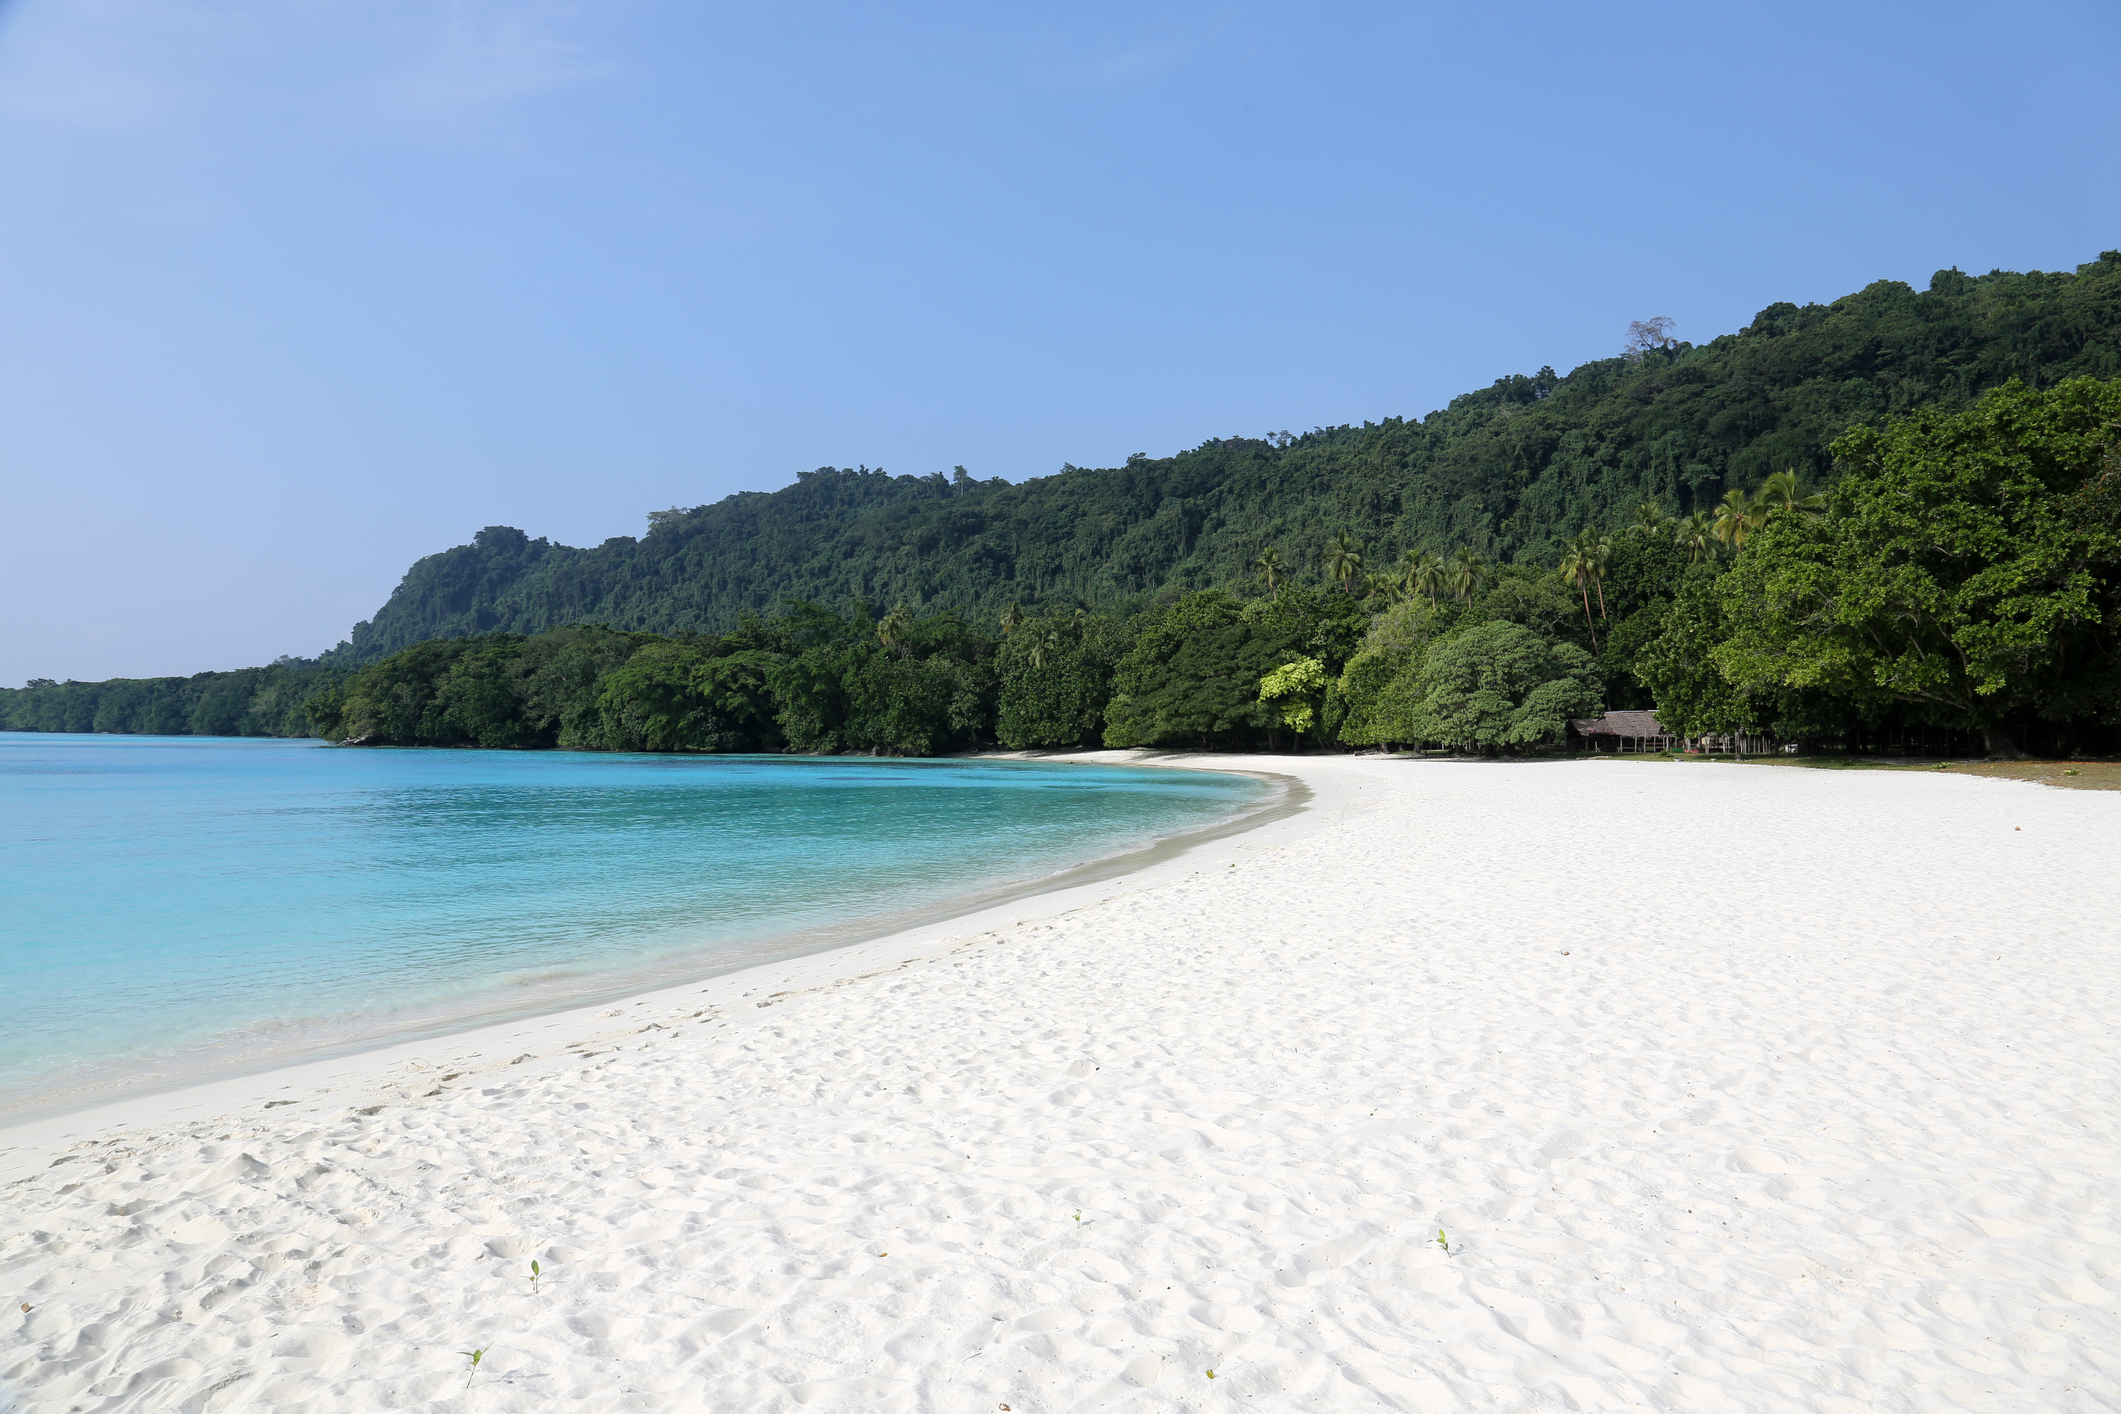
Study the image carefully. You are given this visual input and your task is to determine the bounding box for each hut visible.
[1569,709,1677,753]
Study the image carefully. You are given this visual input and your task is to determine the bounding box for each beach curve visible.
[3,752,2118,1413]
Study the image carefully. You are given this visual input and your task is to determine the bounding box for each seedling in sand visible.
[529,1259,542,1294]
[1436,1228,1454,1257]
[459,1345,490,1389]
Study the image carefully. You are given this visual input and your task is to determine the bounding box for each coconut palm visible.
[1000,601,1025,637]
[1632,500,1670,535]
[1582,528,1614,619]
[1447,549,1488,603]
[1401,549,1444,607]
[1255,546,1286,596]
[877,603,914,650]
[1558,541,1599,651]
[1365,572,1402,606]
[1324,533,1365,596]
[1673,511,1716,564]
[1713,488,1766,551]
[1758,469,1825,517]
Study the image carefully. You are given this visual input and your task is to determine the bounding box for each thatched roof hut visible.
[1569,710,1675,751]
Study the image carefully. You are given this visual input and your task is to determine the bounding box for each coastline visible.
[6,753,2117,1413]
[0,749,1320,1172]
[0,750,1297,1132]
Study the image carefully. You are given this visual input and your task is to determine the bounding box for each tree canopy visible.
[1710,378,2121,754]
[332,253,2121,663]
[10,253,2121,762]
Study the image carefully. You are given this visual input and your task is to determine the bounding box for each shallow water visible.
[0,735,1265,1111]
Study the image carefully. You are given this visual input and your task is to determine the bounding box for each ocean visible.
[0,734,1268,1115]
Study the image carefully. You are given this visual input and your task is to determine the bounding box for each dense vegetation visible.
[0,660,341,739]
[336,253,2121,661]
[7,253,2118,759]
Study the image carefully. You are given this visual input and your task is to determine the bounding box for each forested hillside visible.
[341,253,2121,660]
[7,251,2118,759]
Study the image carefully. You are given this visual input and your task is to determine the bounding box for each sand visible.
[3,753,2118,1413]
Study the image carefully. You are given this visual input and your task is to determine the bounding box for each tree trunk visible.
[1981,722,2029,759]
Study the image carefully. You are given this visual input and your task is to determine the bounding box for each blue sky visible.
[3,0,2117,685]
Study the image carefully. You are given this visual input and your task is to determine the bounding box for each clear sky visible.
[3,0,2117,686]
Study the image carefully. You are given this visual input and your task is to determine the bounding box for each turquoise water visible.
[0,734,1267,1112]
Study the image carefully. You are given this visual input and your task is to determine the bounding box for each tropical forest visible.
[8,252,2120,759]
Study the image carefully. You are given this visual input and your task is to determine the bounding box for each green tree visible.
[1393,621,1603,752]
[1758,470,1824,517]
[1712,488,1765,552]
[1102,591,1265,747]
[1633,571,1752,741]
[1583,529,1614,618]
[1102,587,1364,748]
[877,603,914,651]
[1336,598,1450,747]
[1257,656,1330,740]
[1324,533,1365,596]
[1399,548,1443,606]
[1255,546,1286,596]
[594,641,718,751]
[996,611,1128,748]
[432,639,539,747]
[1446,549,1489,603]
[1673,511,1717,565]
[1713,377,2121,756]
[1558,535,1600,650]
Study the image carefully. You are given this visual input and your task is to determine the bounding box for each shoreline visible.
[6,754,2116,1413]
[0,750,1295,1132]
[0,749,1323,1175]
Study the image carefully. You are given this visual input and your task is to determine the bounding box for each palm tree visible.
[1632,500,1670,536]
[1447,549,1488,603]
[1583,529,1614,619]
[1558,541,1599,651]
[1758,469,1825,518]
[877,603,914,651]
[1028,627,1061,671]
[1365,572,1402,606]
[1324,533,1365,596]
[1000,602,1024,637]
[1673,511,1716,564]
[1712,488,1765,551]
[1255,546,1286,596]
[1401,549,1443,607]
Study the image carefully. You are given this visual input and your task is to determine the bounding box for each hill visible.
[338,253,2121,661]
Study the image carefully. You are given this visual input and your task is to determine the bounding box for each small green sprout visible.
[1073,1210,1081,1223]
[459,1345,490,1389]
[1436,1227,1450,1256]
[1206,1369,1216,1379]
[529,1259,541,1293]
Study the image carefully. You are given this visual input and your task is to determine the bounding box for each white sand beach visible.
[4,753,2119,1413]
